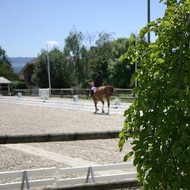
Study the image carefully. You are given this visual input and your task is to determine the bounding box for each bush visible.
[12,80,28,89]
[119,1,190,189]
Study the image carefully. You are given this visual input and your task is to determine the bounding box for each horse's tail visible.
[105,85,114,97]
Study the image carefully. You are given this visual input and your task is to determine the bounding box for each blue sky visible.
[1,0,166,57]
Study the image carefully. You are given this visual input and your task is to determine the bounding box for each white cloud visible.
[46,40,58,47]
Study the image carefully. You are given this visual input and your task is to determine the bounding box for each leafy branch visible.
[119,0,190,189]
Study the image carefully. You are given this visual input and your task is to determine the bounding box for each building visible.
[19,59,35,86]
[0,76,11,95]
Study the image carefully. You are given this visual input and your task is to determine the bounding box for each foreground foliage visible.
[119,0,190,189]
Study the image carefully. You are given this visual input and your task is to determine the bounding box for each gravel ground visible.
[0,98,135,189]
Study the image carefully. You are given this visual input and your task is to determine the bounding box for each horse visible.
[89,82,114,114]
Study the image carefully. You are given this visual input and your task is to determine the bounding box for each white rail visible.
[0,162,137,190]
[0,96,131,115]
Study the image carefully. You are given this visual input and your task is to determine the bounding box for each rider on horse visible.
[91,72,103,97]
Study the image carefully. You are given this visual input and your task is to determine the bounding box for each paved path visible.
[4,144,98,167]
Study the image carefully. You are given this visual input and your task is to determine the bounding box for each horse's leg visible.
[100,99,104,113]
[96,100,99,113]
[106,97,110,114]
[93,97,98,113]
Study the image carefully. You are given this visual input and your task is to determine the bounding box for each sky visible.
[0,0,166,57]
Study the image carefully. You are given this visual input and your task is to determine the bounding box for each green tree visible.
[0,46,18,80]
[32,50,49,88]
[33,48,70,88]
[89,32,114,83]
[119,0,190,189]
[64,28,89,87]
[48,48,70,88]
[89,35,135,88]
[108,37,135,88]
[79,45,91,87]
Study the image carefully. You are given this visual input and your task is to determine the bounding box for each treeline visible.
[0,48,18,81]
[1,29,144,89]
[33,30,137,88]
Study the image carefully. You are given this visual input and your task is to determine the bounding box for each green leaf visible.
[148,43,158,49]
[163,21,172,27]
[147,21,154,27]
[133,86,139,94]
[123,151,134,161]
[118,138,125,151]
[119,53,128,61]
[166,87,179,96]
[123,109,128,116]
[130,72,138,87]
[157,58,164,63]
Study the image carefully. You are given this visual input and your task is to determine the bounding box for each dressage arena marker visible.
[39,88,50,100]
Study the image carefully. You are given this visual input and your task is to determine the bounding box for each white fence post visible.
[21,171,30,190]
[85,166,95,183]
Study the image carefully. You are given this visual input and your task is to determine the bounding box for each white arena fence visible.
[11,88,134,100]
[0,162,137,190]
[0,96,132,115]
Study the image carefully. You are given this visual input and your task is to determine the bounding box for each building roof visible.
[0,76,11,84]
[19,59,36,74]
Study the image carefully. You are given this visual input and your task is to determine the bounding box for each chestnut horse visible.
[89,82,114,114]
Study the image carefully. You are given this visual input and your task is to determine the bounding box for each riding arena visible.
[0,93,139,189]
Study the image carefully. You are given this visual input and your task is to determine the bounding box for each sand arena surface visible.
[0,98,133,172]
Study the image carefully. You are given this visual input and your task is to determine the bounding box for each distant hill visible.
[9,57,36,73]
